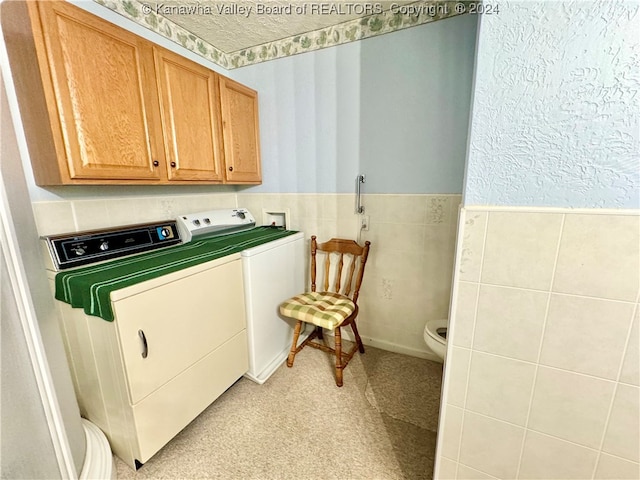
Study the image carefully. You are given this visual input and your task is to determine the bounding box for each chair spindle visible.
[323,255,330,292]
[344,257,357,297]
[334,253,344,293]
[311,236,317,292]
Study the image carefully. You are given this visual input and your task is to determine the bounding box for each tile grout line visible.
[473,281,637,304]
[515,212,566,479]
[591,378,619,478]
[455,459,500,479]
[462,408,611,455]
[591,301,640,478]
[70,201,80,233]
[454,209,490,474]
[459,348,623,384]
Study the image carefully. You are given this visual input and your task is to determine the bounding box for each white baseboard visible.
[362,337,443,363]
[323,330,443,363]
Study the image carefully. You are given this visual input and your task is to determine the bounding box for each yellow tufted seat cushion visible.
[279,292,356,330]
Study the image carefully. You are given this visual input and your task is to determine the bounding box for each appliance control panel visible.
[176,208,256,243]
[43,221,181,271]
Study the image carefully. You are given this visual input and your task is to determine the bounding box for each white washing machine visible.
[176,209,308,384]
[241,231,306,384]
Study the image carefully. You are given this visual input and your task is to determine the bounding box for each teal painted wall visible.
[232,14,478,194]
[359,15,477,194]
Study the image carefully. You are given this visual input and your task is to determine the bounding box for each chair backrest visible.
[310,236,371,304]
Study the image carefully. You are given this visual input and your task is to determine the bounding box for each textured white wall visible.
[464,1,640,208]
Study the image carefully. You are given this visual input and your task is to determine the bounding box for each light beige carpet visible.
[115,344,444,480]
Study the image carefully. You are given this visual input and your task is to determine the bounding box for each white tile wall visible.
[459,411,524,479]
[438,456,459,479]
[619,310,639,386]
[473,286,548,362]
[458,211,487,283]
[553,214,640,302]
[440,406,464,460]
[436,207,640,480]
[456,464,498,479]
[594,454,640,479]
[466,352,536,426]
[481,212,563,290]
[451,282,479,349]
[540,295,634,379]
[528,367,614,448]
[447,347,471,408]
[518,431,598,479]
[32,193,239,236]
[32,201,75,234]
[602,384,640,462]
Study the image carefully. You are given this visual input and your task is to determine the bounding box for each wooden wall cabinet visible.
[220,77,262,184]
[2,1,262,185]
[154,47,225,182]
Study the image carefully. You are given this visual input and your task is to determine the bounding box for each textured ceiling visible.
[146,1,414,53]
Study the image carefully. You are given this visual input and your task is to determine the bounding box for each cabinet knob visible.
[228,166,233,172]
[152,160,159,167]
[171,162,176,168]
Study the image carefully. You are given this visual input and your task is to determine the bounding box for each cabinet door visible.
[34,1,163,181]
[219,77,262,184]
[113,259,246,404]
[154,48,224,181]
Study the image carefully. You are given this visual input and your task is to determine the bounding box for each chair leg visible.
[287,320,303,367]
[335,327,343,387]
[350,320,365,354]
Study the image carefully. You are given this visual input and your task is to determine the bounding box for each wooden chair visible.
[279,236,371,387]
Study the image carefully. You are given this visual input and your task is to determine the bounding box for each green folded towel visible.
[55,227,297,321]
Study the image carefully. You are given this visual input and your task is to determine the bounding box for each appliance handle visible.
[138,329,148,359]
[356,174,365,214]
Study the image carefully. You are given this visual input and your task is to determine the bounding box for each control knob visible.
[99,241,109,251]
[237,211,246,219]
[73,246,86,256]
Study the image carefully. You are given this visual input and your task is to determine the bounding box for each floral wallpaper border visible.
[93,0,470,69]
[95,0,231,67]
[227,1,469,68]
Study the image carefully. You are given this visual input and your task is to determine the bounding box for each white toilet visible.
[424,319,448,362]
